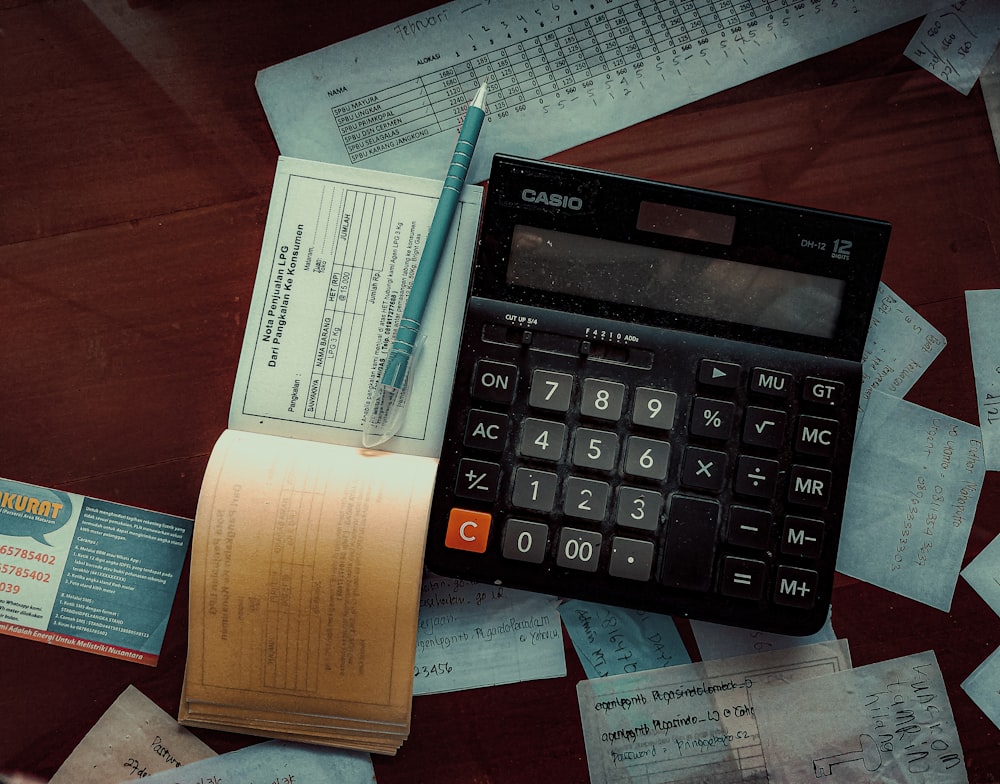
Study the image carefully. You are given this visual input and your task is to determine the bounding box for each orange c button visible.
[445,508,492,553]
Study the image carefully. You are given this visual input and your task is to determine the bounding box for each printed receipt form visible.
[256,0,940,183]
[229,156,482,458]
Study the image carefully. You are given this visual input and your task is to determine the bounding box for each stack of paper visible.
[177,157,483,754]
[178,430,435,754]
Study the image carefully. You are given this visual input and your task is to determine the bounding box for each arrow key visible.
[698,359,741,389]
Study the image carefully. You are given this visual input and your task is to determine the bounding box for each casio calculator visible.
[426,155,889,635]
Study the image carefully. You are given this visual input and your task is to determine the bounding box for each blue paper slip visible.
[559,600,689,679]
[962,645,1000,733]
[576,640,851,784]
[689,611,835,662]
[966,289,1000,470]
[755,650,967,782]
[837,392,986,611]
[859,282,947,428]
[136,740,374,784]
[906,0,1000,96]
[961,531,1000,618]
[413,573,565,695]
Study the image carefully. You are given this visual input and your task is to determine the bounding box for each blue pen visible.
[363,81,488,447]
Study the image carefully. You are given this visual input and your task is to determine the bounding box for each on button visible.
[472,359,518,403]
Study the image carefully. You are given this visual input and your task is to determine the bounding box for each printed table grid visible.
[333,0,787,162]
[263,480,325,693]
[307,188,395,424]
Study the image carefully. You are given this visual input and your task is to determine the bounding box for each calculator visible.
[426,155,889,635]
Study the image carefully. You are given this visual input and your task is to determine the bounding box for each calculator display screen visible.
[636,201,737,245]
[506,225,846,339]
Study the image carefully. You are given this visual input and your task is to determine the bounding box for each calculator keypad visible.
[429,309,861,636]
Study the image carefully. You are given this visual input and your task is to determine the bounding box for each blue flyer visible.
[0,477,192,665]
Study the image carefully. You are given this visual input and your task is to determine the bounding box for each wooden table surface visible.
[2,2,999,781]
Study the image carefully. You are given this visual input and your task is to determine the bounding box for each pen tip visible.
[472,81,488,109]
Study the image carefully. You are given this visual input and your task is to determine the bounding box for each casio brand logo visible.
[520,188,583,211]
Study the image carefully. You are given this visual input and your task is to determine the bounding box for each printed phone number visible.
[0,563,52,583]
[0,545,58,565]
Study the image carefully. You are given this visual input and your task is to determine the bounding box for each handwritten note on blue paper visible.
[576,640,851,784]
[962,532,1000,618]
[135,740,374,784]
[859,283,947,428]
[962,644,1000,733]
[966,289,1000,470]
[755,650,967,782]
[689,611,835,662]
[838,391,986,611]
[413,573,565,695]
[559,600,689,679]
[906,0,1000,95]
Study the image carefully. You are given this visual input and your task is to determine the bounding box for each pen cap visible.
[362,334,427,448]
